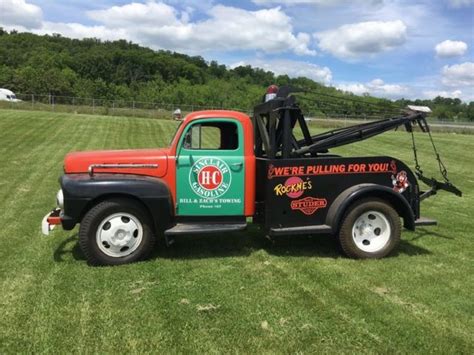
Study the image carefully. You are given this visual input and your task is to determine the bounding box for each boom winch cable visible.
[409,126,462,198]
[296,92,402,118]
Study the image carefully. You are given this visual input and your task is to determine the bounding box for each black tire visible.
[79,198,156,266]
[338,198,401,259]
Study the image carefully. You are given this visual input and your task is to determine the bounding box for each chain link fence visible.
[0,93,473,132]
[0,93,418,121]
[0,93,252,119]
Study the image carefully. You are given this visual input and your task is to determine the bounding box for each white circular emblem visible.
[189,157,232,199]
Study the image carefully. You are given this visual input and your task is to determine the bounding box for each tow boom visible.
[293,112,429,156]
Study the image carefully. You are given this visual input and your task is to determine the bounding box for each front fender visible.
[325,183,416,233]
[60,173,173,232]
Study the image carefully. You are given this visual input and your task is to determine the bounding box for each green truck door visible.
[176,119,245,216]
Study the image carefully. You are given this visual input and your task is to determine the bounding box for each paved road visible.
[430,123,474,129]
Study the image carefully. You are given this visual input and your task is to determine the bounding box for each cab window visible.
[183,122,239,150]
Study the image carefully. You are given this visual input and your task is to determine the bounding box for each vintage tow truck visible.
[42,86,461,265]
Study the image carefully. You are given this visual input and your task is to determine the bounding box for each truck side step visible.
[269,224,332,237]
[415,217,437,226]
[164,222,247,236]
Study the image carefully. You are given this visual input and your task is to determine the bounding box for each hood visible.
[64,148,169,177]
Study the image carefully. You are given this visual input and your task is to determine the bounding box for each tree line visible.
[0,29,472,120]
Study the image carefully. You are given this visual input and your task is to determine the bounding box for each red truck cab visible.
[62,110,256,217]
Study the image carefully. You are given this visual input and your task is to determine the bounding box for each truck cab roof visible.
[183,110,251,124]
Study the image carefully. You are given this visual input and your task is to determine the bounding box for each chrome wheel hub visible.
[96,213,143,258]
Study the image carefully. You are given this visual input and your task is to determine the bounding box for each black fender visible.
[60,173,173,232]
[325,183,415,233]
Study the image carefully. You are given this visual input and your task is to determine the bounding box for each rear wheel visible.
[79,198,155,266]
[338,198,401,259]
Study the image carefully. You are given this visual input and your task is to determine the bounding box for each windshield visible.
[11,94,16,99]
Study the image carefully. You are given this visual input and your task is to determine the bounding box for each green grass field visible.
[0,109,473,353]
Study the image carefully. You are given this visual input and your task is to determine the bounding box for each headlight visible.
[56,189,64,209]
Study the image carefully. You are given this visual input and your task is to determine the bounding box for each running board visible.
[164,222,247,236]
[269,224,332,236]
[415,217,437,226]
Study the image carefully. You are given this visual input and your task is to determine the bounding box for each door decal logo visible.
[291,197,327,215]
[190,157,232,199]
[199,165,223,190]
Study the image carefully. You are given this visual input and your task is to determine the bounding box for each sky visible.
[1,0,473,101]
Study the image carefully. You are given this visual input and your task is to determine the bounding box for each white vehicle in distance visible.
[0,88,21,102]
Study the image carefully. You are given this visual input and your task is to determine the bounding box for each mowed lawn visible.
[0,109,473,353]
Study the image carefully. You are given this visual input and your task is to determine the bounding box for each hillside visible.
[0,29,472,120]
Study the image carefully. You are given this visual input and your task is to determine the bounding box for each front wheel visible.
[79,198,155,266]
[338,198,401,259]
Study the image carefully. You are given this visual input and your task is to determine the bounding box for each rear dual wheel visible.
[338,198,401,259]
[79,198,155,266]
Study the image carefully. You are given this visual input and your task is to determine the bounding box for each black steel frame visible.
[252,87,430,159]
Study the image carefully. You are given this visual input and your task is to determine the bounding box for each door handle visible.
[231,162,243,167]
